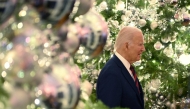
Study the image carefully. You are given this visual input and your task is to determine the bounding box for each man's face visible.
[128,32,145,63]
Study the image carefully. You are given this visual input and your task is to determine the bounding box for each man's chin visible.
[136,57,141,61]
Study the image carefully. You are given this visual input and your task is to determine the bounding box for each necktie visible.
[130,65,140,93]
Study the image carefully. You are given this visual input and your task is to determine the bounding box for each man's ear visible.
[125,42,129,49]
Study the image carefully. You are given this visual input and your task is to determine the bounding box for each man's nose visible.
[142,45,145,52]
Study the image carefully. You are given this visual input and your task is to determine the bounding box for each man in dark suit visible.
[96,26,145,109]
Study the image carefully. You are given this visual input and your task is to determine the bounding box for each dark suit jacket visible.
[96,55,144,109]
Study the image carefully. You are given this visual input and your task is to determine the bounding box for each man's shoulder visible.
[102,60,120,71]
[103,56,122,69]
[99,61,121,77]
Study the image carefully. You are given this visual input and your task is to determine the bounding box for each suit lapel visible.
[121,65,144,107]
[121,67,140,94]
[112,55,144,107]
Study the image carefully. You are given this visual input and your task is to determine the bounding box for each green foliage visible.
[84,99,129,109]
[84,100,109,109]
[0,67,9,106]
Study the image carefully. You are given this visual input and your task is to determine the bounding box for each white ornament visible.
[125,10,132,17]
[170,103,176,109]
[147,79,161,91]
[134,60,141,66]
[169,35,177,42]
[148,0,158,4]
[163,46,174,57]
[81,80,93,96]
[104,39,113,51]
[178,44,188,51]
[138,19,147,27]
[99,1,108,11]
[154,41,163,50]
[121,15,128,21]
[165,101,171,107]
[150,21,158,30]
[111,20,119,27]
[161,37,169,43]
[149,86,157,93]
[115,1,125,10]
[183,12,190,20]
[179,54,190,65]
[160,96,164,100]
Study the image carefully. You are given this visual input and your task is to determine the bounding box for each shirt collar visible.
[115,51,135,80]
[115,51,130,70]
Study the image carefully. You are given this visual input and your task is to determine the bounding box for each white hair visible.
[114,26,142,52]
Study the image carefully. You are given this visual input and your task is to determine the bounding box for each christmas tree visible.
[79,0,190,109]
[0,0,190,109]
